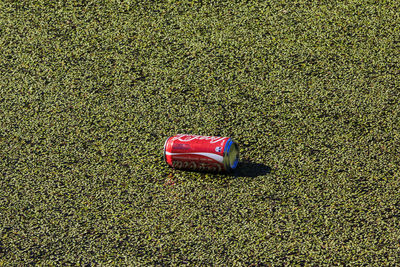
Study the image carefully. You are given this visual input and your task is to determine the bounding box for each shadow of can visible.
[232,161,271,178]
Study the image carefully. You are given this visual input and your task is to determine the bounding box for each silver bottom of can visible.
[223,139,239,171]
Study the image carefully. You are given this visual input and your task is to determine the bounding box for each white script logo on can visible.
[164,134,239,172]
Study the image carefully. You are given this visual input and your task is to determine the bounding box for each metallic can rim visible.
[223,138,239,172]
[223,138,231,171]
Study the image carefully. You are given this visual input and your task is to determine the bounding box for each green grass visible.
[1,0,400,265]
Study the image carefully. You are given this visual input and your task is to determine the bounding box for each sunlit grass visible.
[1,0,399,265]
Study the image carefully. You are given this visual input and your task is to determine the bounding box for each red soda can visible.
[164,134,239,172]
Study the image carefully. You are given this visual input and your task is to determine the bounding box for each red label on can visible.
[164,134,230,172]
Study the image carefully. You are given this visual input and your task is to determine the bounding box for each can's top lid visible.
[224,139,239,171]
[163,136,172,164]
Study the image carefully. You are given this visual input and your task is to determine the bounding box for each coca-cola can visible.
[163,134,239,172]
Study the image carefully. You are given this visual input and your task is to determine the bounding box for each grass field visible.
[1,0,400,265]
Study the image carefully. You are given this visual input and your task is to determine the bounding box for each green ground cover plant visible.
[1,0,399,265]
